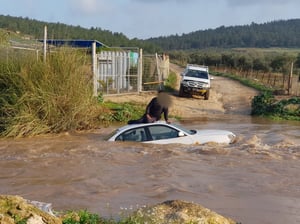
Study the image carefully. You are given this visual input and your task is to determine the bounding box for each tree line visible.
[0,15,160,53]
[169,49,300,97]
[146,19,300,50]
[1,15,300,52]
[1,15,300,76]
[170,49,300,76]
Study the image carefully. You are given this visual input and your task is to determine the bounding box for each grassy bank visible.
[1,47,298,138]
[0,48,108,137]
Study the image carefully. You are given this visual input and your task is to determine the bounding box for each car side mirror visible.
[178,131,185,137]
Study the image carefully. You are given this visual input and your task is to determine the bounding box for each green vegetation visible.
[1,15,300,137]
[147,19,300,50]
[170,48,300,75]
[0,48,146,137]
[0,29,9,45]
[1,15,300,53]
[0,48,107,137]
[0,15,161,53]
[101,101,145,123]
[171,48,300,96]
[60,202,239,224]
[251,92,300,120]
[210,68,300,121]
[61,209,155,224]
[164,71,177,91]
[62,210,144,224]
[62,210,103,224]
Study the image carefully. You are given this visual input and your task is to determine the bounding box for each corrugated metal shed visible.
[39,39,107,48]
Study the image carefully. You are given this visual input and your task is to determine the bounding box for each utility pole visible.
[43,26,47,62]
[92,42,97,96]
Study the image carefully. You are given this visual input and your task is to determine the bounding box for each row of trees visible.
[170,49,300,96]
[2,15,300,52]
[170,49,300,75]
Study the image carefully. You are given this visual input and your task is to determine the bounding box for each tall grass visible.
[0,48,104,137]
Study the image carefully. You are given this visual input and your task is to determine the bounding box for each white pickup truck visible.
[179,64,211,100]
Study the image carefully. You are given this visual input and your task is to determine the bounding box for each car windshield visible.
[105,129,120,140]
[186,70,208,79]
[171,123,196,135]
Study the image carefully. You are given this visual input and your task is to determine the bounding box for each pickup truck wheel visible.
[204,90,210,100]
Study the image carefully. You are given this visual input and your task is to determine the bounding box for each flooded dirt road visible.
[0,115,299,224]
[1,69,299,223]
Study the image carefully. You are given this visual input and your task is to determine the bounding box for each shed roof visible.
[39,39,108,48]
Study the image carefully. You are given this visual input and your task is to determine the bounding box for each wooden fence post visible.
[138,48,143,92]
[288,62,294,95]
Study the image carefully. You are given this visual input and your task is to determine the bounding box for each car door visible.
[147,124,193,144]
[115,127,147,142]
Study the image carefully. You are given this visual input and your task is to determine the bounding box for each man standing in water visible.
[128,90,172,124]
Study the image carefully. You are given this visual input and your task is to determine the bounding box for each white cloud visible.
[69,0,113,15]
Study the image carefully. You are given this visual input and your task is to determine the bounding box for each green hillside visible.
[1,15,300,51]
[145,19,300,50]
[0,15,160,53]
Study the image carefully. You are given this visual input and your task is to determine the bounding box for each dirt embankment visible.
[105,63,259,120]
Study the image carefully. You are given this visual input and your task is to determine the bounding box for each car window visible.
[115,127,147,142]
[169,123,196,135]
[148,125,179,140]
[186,70,208,79]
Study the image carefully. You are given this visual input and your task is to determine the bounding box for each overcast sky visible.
[0,0,299,39]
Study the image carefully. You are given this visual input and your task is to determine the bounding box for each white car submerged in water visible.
[107,121,236,145]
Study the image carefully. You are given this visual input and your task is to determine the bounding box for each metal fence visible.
[214,67,300,96]
[2,43,170,97]
[92,47,170,96]
[95,50,140,95]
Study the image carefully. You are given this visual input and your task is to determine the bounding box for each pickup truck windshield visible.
[186,70,208,79]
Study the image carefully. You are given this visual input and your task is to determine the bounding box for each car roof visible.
[186,64,208,72]
[118,121,169,132]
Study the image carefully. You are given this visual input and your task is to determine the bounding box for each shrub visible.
[0,48,104,137]
[62,210,101,224]
[251,92,300,120]
[164,71,177,91]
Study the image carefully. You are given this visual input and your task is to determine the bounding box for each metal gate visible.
[94,50,141,95]
[92,45,170,96]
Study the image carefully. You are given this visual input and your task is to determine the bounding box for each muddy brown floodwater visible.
[0,116,299,224]
[0,71,299,224]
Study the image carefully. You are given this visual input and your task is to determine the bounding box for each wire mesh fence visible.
[95,50,169,95]
[214,67,300,96]
[96,50,139,95]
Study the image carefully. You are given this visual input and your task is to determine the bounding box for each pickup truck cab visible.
[179,64,211,100]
